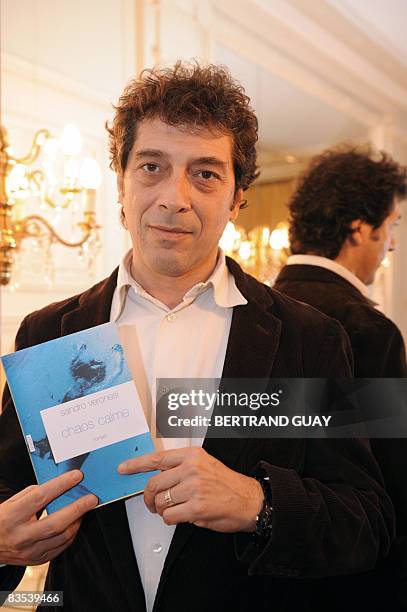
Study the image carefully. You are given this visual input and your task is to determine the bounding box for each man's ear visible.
[230,188,244,222]
[348,219,365,246]
[116,173,127,229]
[117,174,124,204]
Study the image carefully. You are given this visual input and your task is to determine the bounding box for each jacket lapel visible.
[203,295,282,464]
[95,501,147,612]
[154,258,282,607]
[204,255,282,465]
[60,268,118,335]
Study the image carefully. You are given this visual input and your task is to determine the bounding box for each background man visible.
[275,145,406,377]
[274,145,407,610]
[0,66,394,612]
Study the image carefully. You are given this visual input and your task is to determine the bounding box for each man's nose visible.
[159,173,191,212]
[388,236,397,252]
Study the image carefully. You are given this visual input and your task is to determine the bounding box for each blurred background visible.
[1,0,407,603]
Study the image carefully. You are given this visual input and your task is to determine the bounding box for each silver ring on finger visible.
[164,487,175,507]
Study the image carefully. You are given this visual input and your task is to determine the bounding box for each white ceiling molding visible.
[210,0,407,151]
[325,0,407,67]
[267,0,407,105]
[214,0,407,116]
[212,7,381,128]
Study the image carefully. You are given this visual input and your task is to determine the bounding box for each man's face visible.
[361,201,401,285]
[117,118,242,280]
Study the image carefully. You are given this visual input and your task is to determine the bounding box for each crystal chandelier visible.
[0,123,102,287]
[220,221,290,285]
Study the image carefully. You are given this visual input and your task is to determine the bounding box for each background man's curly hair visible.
[106,60,259,201]
[289,144,407,259]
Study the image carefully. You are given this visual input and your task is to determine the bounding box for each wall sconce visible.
[220,221,290,284]
[0,123,102,286]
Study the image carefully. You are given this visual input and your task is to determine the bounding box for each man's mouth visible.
[149,225,192,237]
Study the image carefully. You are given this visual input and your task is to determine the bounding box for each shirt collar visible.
[286,254,370,298]
[112,248,247,320]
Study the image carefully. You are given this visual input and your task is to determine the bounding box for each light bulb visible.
[43,137,59,158]
[239,241,252,261]
[61,124,82,156]
[270,227,289,250]
[262,227,270,245]
[79,158,102,189]
[219,221,239,252]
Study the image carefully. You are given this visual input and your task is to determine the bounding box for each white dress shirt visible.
[110,249,247,612]
[286,254,370,298]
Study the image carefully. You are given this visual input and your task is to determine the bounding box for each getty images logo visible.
[166,388,283,412]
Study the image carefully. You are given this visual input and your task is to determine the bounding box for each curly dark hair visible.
[106,60,259,197]
[289,144,407,259]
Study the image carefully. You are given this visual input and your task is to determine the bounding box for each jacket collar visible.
[112,249,247,320]
[61,258,282,374]
[276,263,378,307]
[286,255,370,298]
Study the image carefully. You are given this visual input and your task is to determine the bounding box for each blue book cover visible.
[1,322,156,513]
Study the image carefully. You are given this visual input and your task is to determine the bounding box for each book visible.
[1,322,156,513]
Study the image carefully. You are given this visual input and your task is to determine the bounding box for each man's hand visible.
[118,447,264,532]
[0,470,98,566]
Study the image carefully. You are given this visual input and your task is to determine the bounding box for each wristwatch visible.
[251,465,273,547]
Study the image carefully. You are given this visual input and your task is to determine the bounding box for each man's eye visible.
[197,170,218,180]
[142,163,160,173]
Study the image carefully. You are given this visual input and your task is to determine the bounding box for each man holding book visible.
[0,62,396,612]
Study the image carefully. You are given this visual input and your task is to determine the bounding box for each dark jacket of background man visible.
[275,144,407,611]
[275,264,406,378]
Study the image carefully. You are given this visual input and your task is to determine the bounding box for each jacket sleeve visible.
[352,314,407,377]
[0,317,38,592]
[235,319,395,578]
[376,322,407,377]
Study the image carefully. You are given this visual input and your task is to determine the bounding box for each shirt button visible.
[166,313,176,322]
[152,543,163,553]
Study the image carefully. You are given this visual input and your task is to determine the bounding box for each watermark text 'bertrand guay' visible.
[165,389,331,428]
